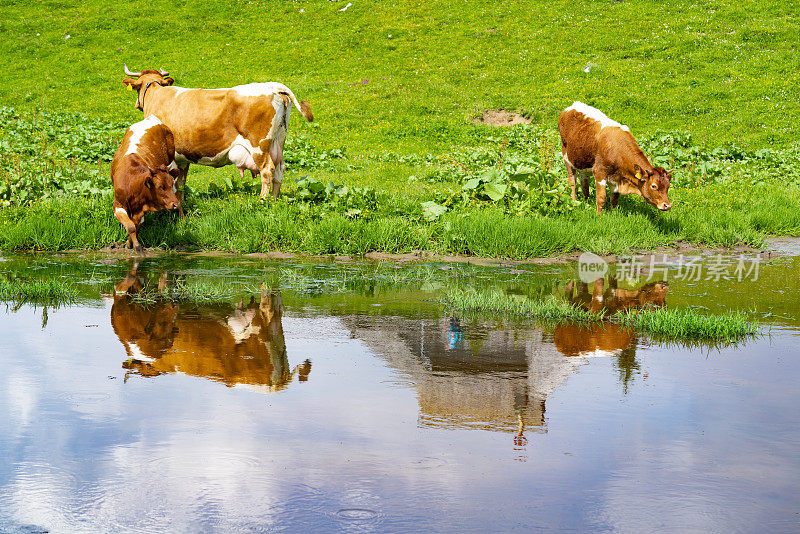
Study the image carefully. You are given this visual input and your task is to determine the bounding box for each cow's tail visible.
[278,87,314,122]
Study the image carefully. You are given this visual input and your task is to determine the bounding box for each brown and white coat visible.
[122,66,313,201]
[111,115,180,252]
[558,101,672,213]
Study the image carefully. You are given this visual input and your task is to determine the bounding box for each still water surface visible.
[1,253,799,532]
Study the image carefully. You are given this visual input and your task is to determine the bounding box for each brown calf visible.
[111,115,180,252]
[558,101,672,213]
[121,65,313,201]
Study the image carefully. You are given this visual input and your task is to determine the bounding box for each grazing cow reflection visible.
[554,276,669,391]
[110,264,310,391]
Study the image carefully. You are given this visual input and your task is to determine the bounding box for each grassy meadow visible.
[1,0,799,256]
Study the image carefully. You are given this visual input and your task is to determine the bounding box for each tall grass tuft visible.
[615,308,758,340]
[0,278,77,303]
[128,279,263,305]
[440,288,759,342]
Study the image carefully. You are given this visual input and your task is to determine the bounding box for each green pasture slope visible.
[1,0,800,257]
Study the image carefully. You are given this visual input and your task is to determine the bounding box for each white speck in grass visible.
[339,2,352,11]
[64,35,70,40]
[299,8,305,12]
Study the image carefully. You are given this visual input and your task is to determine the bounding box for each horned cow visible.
[121,65,313,202]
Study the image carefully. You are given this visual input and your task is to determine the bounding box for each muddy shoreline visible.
[3,237,796,266]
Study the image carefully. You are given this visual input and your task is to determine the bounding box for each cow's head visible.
[145,164,181,211]
[122,64,174,111]
[635,164,672,211]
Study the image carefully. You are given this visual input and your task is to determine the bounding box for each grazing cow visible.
[111,115,180,252]
[558,101,672,213]
[121,65,314,201]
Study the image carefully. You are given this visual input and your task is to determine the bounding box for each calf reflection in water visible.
[555,276,669,392]
[110,266,310,391]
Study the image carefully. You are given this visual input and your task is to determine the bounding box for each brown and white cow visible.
[121,65,314,201]
[558,101,672,213]
[110,268,310,391]
[111,115,181,252]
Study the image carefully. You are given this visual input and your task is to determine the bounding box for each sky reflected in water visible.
[1,254,799,532]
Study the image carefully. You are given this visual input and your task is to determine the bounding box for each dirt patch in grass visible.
[473,110,530,126]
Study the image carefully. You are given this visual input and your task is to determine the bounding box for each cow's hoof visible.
[134,244,144,254]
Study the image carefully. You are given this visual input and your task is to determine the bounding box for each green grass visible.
[1,1,799,256]
[441,288,759,341]
[1,0,797,150]
[128,278,263,304]
[0,277,78,303]
[3,188,799,257]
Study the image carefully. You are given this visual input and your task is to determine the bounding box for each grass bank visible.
[441,288,758,342]
[2,184,800,257]
[0,277,78,303]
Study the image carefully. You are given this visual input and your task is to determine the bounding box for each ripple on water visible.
[410,456,447,469]
[336,508,380,521]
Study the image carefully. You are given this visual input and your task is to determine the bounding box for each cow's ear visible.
[163,77,175,86]
[633,164,646,182]
[123,78,142,90]
[666,170,673,182]
[144,174,154,190]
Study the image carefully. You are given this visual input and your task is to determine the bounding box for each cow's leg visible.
[594,171,608,214]
[579,172,591,200]
[258,159,275,199]
[175,165,189,216]
[563,153,578,201]
[610,190,620,209]
[608,181,620,209]
[131,213,146,253]
[270,157,285,199]
[114,206,141,251]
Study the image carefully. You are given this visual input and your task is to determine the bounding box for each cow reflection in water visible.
[554,276,669,391]
[343,276,667,446]
[110,266,310,391]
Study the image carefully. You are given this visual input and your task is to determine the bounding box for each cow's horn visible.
[123,63,142,77]
[158,68,169,77]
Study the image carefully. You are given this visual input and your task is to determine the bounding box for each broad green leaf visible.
[421,200,448,221]
[462,178,480,191]
[484,181,507,201]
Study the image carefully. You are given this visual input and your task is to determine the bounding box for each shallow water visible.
[1,253,800,532]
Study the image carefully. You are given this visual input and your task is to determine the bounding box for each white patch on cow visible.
[127,342,156,362]
[598,179,607,186]
[566,101,630,132]
[267,93,289,184]
[124,115,162,156]
[114,207,128,218]
[581,348,618,358]
[171,87,193,97]
[231,82,291,98]
[196,135,264,171]
[226,310,260,344]
[167,160,178,171]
